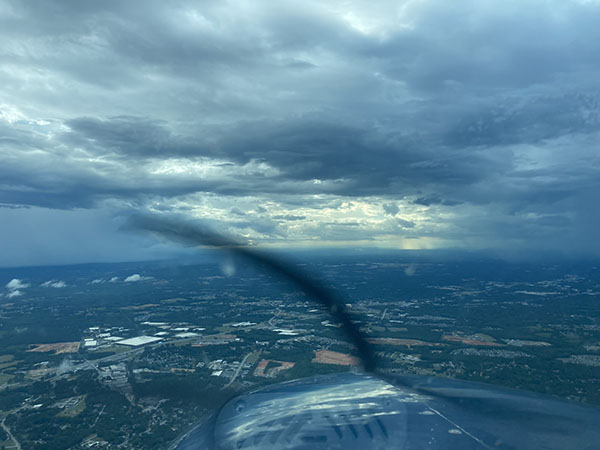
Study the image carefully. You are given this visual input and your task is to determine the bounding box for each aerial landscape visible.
[1,253,599,449]
[2,0,600,448]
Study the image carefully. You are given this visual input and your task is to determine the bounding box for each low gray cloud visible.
[396,218,415,229]
[229,207,246,216]
[273,214,306,221]
[1,0,599,265]
[382,203,399,216]
[413,197,461,207]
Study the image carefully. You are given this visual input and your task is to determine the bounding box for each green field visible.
[0,360,18,370]
[57,397,87,418]
[0,355,14,363]
[0,373,14,385]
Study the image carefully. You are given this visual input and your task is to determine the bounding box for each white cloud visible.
[41,280,67,288]
[124,274,141,282]
[7,289,23,298]
[91,279,104,284]
[6,278,29,291]
[124,274,151,282]
[109,277,119,283]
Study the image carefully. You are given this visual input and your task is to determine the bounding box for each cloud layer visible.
[1,0,600,265]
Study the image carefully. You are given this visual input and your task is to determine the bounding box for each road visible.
[0,335,210,449]
[1,416,22,450]
[9,336,190,389]
[223,351,255,389]
[267,310,281,327]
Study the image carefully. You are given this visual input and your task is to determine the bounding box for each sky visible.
[1,0,600,267]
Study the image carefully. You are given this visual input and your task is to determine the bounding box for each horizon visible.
[2,245,599,271]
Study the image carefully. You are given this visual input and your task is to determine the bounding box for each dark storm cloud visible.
[444,93,600,148]
[1,0,600,264]
[1,112,513,209]
[0,130,219,209]
[365,1,600,91]
[213,118,515,196]
[64,116,207,158]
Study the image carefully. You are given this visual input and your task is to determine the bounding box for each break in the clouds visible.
[1,0,600,266]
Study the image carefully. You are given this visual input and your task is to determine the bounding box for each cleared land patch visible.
[443,335,503,347]
[254,359,295,377]
[313,350,359,366]
[27,342,81,354]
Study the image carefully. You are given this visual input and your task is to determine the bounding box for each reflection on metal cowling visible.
[214,373,408,450]
[174,372,600,450]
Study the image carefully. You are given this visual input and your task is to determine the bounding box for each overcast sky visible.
[1,0,599,267]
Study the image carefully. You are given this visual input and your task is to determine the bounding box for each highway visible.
[223,351,255,389]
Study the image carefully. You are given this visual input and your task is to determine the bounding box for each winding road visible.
[1,416,22,450]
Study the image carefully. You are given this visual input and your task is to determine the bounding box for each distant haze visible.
[1,0,600,267]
